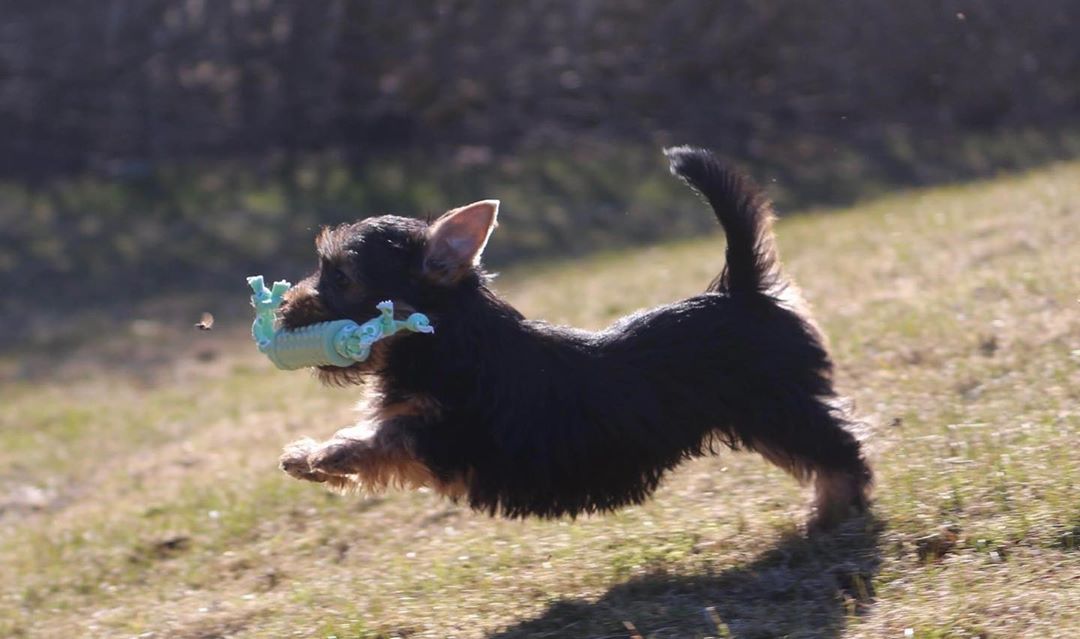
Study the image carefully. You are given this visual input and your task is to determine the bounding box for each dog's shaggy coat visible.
[278,147,872,528]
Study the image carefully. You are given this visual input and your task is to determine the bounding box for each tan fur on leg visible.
[279,437,332,482]
[278,394,466,499]
[810,470,868,531]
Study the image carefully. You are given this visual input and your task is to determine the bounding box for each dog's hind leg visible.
[746,399,872,530]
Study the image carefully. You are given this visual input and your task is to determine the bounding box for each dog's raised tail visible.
[665,146,781,295]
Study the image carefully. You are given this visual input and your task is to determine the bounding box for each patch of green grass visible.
[2,161,1079,637]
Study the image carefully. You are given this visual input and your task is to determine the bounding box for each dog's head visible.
[279,200,499,384]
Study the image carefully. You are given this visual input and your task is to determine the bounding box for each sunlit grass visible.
[1,162,1078,637]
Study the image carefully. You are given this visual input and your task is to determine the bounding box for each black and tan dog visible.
[278,147,872,529]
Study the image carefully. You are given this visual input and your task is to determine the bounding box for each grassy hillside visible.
[6,128,1080,344]
[2,163,1078,638]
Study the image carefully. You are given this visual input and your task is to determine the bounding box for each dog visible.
[277,147,872,529]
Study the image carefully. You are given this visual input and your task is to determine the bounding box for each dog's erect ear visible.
[423,200,499,283]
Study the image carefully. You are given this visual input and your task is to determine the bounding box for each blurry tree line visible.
[1,0,1079,331]
[3,0,1078,182]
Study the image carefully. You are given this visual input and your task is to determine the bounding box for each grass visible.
[2,161,1079,637]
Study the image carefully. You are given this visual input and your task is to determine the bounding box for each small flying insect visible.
[194,312,215,331]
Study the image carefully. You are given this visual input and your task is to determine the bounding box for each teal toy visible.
[247,275,434,371]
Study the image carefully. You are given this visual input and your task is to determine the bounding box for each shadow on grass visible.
[489,515,884,639]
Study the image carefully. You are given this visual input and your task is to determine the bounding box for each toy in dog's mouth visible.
[247,275,434,371]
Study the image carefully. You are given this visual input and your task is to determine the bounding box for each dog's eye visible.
[332,267,351,288]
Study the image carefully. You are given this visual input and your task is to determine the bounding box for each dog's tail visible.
[665,146,781,295]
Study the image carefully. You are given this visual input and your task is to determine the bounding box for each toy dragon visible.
[247,275,434,370]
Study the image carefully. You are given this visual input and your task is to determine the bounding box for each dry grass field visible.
[2,163,1078,638]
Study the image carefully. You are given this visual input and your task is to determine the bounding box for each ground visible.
[1,163,1078,638]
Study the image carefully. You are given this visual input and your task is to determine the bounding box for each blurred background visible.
[2,0,1079,347]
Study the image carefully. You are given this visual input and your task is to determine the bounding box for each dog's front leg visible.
[279,417,440,495]
[279,436,356,491]
[305,422,383,476]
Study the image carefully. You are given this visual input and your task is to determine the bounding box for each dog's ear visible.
[423,200,499,283]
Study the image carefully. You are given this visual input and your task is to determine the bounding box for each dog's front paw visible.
[307,437,372,476]
[280,437,330,482]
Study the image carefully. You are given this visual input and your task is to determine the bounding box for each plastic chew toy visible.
[247,275,434,371]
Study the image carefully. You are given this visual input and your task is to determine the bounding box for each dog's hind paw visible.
[808,470,872,533]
